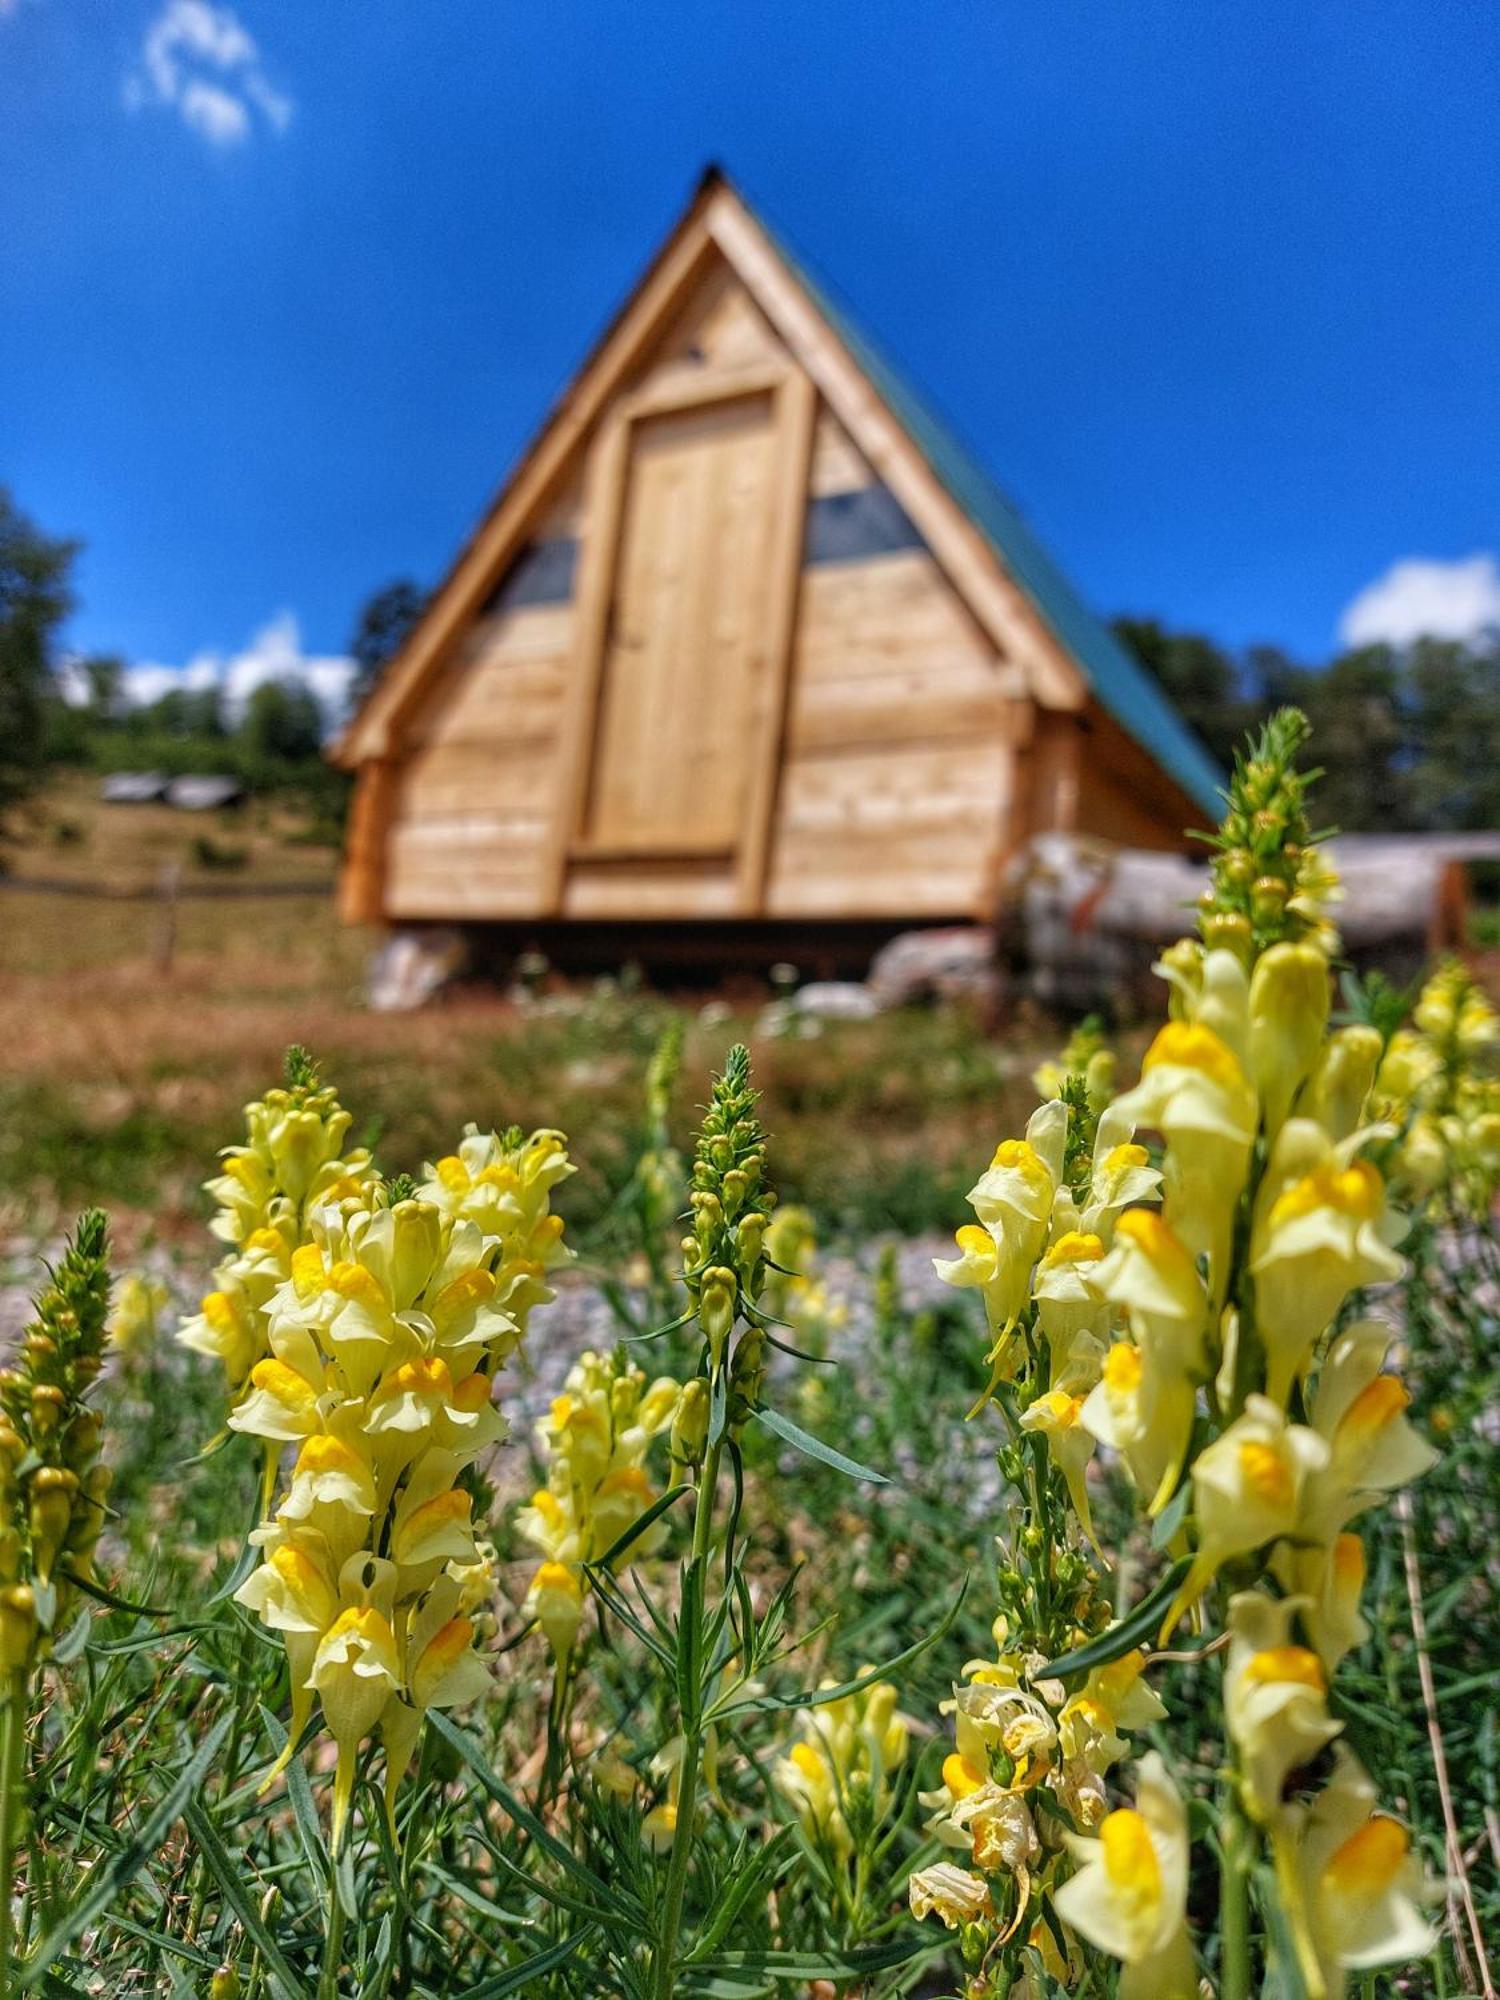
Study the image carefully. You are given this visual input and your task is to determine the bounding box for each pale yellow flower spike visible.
[1052,1753,1196,2000]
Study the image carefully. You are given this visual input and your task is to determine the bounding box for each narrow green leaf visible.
[207,1537,261,1608]
[716,1580,966,1720]
[453,1925,595,2000]
[179,1798,307,2000]
[753,1406,890,1484]
[692,1933,930,1978]
[260,1707,327,1879]
[334,1838,359,1921]
[23,1713,232,1982]
[1036,1558,1192,1682]
[683,1827,794,1963]
[586,1482,690,1572]
[427,1713,617,1908]
[56,1567,168,1619]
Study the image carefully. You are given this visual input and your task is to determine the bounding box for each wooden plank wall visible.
[382,478,581,919]
[764,406,1013,918]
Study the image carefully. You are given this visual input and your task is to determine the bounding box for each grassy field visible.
[0,777,1054,1254]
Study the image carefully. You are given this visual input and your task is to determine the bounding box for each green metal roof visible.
[761,213,1225,817]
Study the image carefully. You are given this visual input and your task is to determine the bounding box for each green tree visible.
[1406,633,1500,830]
[241,678,325,763]
[1256,642,1413,832]
[1111,614,1250,769]
[0,488,77,818]
[349,579,424,702]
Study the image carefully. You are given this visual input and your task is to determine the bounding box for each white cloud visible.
[112,614,355,727]
[1338,553,1500,650]
[124,0,293,147]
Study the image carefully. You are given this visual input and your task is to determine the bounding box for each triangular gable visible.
[335,169,1220,815]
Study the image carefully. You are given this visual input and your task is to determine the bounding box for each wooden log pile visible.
[998,831,1500,1014]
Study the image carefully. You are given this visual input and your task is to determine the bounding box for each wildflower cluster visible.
[0,1212,113,1673]
[912,1053,1166,1971]
[419,1121,576,1337]
[518,1348,680,1660]
[1375,956,1500,1217]
[774,1670,912,1931]
[178,1050,377,1413]
[912,713,1440,1999]
[186,1057,575,1854]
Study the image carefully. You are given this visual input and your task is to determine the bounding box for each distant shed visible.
[332,169,1222,971]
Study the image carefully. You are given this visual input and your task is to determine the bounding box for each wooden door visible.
[581,392,776,854]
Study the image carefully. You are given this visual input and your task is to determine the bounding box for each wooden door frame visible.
[541,363,815,915]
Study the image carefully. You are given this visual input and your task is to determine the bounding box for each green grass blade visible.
[179,1797,307,1999]
[23,1712,232,1982]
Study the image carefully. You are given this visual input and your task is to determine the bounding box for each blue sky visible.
[3,0,1498,712]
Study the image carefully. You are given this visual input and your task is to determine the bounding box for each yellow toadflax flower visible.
[178,1055,377,1407]
[1376,958,1500,1217]
[1291,1746,1436,1995]
[1052,1752,1196,2000]
[227,1159,564,1853]
[516,1348,679,1659]
[908,1861,994,1930]
[1299,1322,1438,1545]
[1249,1126,1406,1405]
[935,1099,1068,1391]
[1166,1395,1330,1635]
[106,1270,171,1361]
[1223,1590,1342,1828]
[772,1671,910,1861]
[1090,1208,1210,1513]
[421,1123,574,1345]
[1112,1009,1258,1305]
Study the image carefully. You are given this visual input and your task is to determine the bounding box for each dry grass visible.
[1,792,1053,1251]
[4,771,337,891]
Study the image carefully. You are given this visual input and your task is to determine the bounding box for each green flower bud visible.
[697,1267,738,1367]
[29,1466,79,1582]
[670,1379,710,1469]
[0,1585,37,1672]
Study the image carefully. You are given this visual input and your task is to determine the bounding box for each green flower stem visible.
[317,1876,346,2000]
[1219,1798,1251,2000]
[0,1666,28,1995]
[651,1430,724,2000]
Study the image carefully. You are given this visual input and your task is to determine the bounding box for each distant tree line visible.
[1114,614,1500,833]
[0,488,428,833]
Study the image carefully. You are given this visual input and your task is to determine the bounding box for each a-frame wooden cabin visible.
[333,169,1221,973]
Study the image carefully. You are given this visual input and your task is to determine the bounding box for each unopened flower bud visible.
[210,1969,242,2000]
[29,1465,79,1581]
[735,1211,766,1274]
[0,1585,37,1671]
[1248,941,1330,1133]
[697,1267,738,1366]
[670,1379,710,1469]
[29,1385,66,1439]
[1250,874,1290,927]
[1201,909,1253,965]
[1299,1024,1382,1142]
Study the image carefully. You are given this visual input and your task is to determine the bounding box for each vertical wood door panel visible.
[582,393,775,853]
